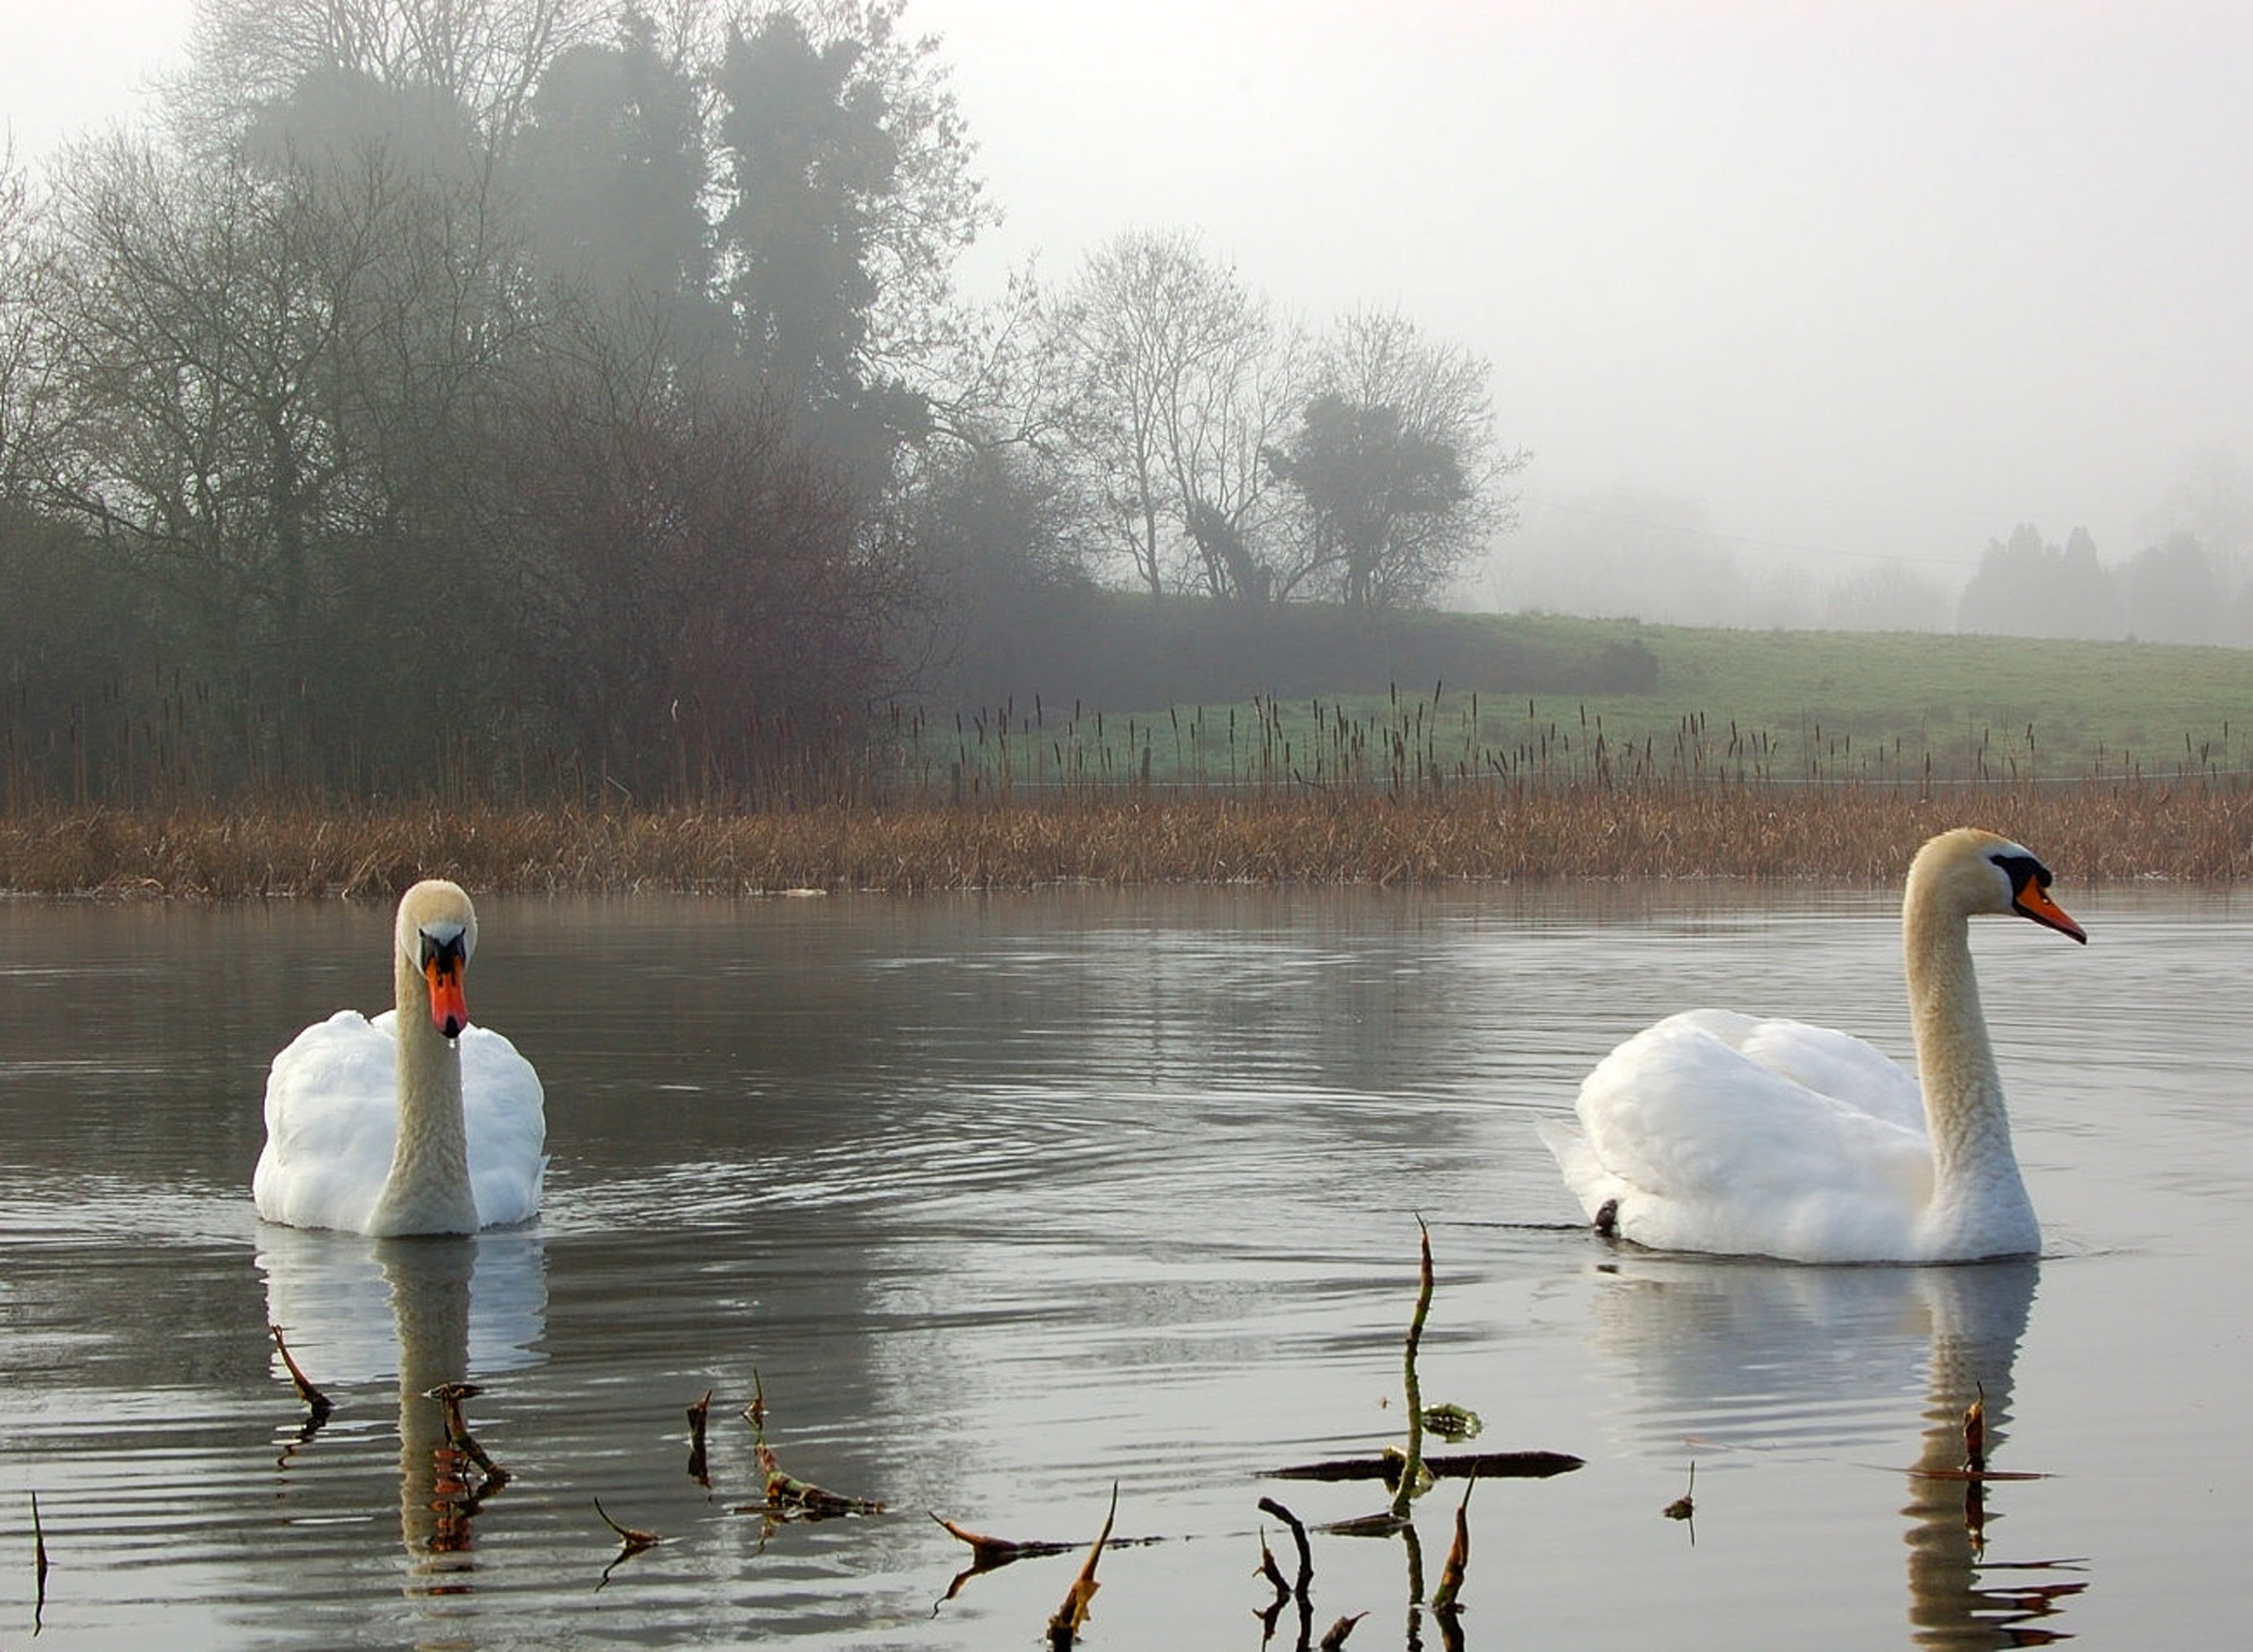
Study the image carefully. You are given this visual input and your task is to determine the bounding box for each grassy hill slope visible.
[928,606,2253,790]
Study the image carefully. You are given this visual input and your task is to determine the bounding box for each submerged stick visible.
[734,1373,882,1517]
[1431,1477,1474,1614]
[1046,1482,1119,1649]
[1269,1450,1582,1483]
[749,1441,886,1517]
[1255,1496,1314,1605]
[594,1497,662,1553]
[1255,1527,1290,1601]
[931,1513,1081,1567]
[687,1389,711,1485]
[269,1324,333,1422]
[32,1489,48,1628]
[1390,1218,1435,1521]
[427,1382,506,1484]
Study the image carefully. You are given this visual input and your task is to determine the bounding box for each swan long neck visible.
[371,942,478,1235]
[1902,882,2022,1203]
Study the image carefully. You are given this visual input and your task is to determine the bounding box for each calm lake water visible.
[1,878,2246,1649]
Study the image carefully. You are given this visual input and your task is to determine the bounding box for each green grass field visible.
[912,616,2253,795]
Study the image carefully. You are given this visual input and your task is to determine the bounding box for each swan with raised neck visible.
[254,879,544,1235]
[368,880,482,1235]
[1542,828,2086,1263]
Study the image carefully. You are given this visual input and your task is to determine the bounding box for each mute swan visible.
[1539,828,2085,1264]
[254,880,545,1235]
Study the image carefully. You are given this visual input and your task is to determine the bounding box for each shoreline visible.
[4,783,2247,897]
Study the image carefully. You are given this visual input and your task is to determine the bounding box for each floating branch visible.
[744,1441,885,1519]
[687,1389,711,1487]
[930,1512,1158,1609]
[1046,1483,1119,1650]
[1270,1450,1581,1484]
[1319,1612,1367,1648]
[932,1514,1086,1568]
[1663,1461,1696,1522]
[269,1324,333,1423]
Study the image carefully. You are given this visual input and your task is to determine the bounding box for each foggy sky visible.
[7,0,2252,619]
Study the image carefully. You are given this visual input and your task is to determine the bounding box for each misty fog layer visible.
[1460,452,2253,643]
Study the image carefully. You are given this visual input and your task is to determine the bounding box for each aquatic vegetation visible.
[4,772,2252,896]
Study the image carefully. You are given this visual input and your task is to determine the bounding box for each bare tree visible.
[493,320,928,796]
[1049,229,1303,601]
[0,142,59,496]
[30,128,541,787]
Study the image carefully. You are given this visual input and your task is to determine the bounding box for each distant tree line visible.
[0,0,1523,808]
[1957,521,2253,645]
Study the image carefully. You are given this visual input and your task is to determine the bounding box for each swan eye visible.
[1988,851,2051,895]
[420,927,468,973]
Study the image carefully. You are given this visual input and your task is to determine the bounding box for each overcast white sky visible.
[6,0,2251,586]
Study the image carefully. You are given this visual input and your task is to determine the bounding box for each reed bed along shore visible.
[5,780,2251,898]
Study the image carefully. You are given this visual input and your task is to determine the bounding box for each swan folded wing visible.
[254,1010,399,1232]
[460,1025,547,1227]
[1726,1014,1926,1130]
[1573,1013,1935,1259]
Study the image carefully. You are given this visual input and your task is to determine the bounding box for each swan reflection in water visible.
[257,1225,546,1574]
[1580,1256,2082,1646]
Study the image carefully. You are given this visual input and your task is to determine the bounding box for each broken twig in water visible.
[931,1513,1081,1568]
[745,1441,885,1518]
[1663,1460,1696,1522]
[427,1381,508,1485]
[1255,1495,1315,1649]
[32,1489,49,1630]
[595,1497,662,1554]
[1319,1610,1368,1648]
[1255,1496,1314,1604]
[687,1389,711,1486]
[930,1512,1158,1608]
[1431,1476,1473,1615]
[1046,1482,1119,1650]
[1391,1217,1435,1521]
[734,1373,883,1517]
[269,1324,333,1422]
[593,1496,661,1588]
[1256,1526,1290,1600]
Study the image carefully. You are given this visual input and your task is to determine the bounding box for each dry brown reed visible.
[5,781,2250,898]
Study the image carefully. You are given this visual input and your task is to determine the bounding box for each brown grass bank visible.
[5,782,2251,899]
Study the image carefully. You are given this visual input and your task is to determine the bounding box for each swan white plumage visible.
[254,880,546,1235]
[1539,828,2086,1264]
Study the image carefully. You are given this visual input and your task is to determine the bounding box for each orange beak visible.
[425,955,470,1038]
[2013,881,2087,943]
